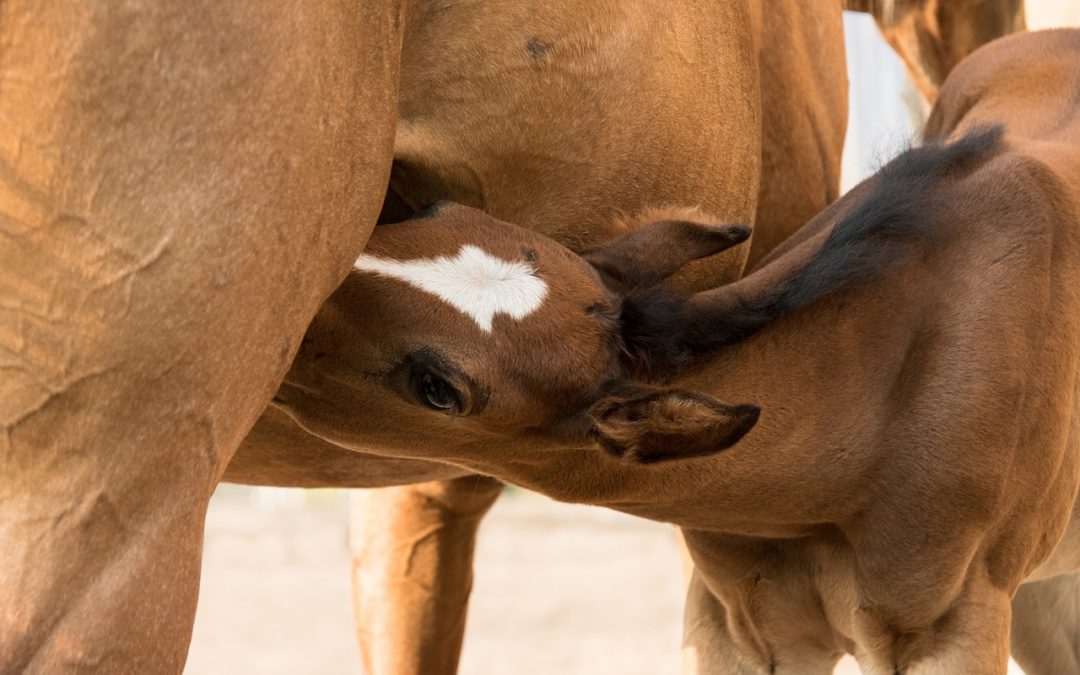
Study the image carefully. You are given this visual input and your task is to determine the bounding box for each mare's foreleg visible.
[350,476,503,675]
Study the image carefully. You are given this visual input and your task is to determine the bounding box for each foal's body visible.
[275,30,1080,674]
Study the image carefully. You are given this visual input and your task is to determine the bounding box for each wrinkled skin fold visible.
[0,1,399,670]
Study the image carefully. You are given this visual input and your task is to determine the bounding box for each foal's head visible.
[275,202,759,463]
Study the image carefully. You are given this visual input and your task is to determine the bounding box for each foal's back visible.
[930,30,1080,579]
[930,29,1080,190]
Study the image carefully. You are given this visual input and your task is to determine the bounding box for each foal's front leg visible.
[681,531,844,675]
[855,580,1013,675]
[683,570,770,675]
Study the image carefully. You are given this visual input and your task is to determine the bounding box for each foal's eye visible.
[413,371,461,413]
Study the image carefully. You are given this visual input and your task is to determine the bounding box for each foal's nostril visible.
[313,352,328,361]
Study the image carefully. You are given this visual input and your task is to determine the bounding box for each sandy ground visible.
[188,486,685,675]
[186,487,1022,675]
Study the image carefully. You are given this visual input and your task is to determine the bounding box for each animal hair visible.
[620,125,1006,374]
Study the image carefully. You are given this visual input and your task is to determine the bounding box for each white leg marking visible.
[354,245,549,332]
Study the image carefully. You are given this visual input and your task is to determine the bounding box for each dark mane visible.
[621,125,1006,374]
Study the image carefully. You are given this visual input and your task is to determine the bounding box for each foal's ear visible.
[589,387,759,463]
[584,216,751,294]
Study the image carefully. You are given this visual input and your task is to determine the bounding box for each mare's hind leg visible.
[350,476,504,675]
[1010,573,1080,674]
[0,1,397,670]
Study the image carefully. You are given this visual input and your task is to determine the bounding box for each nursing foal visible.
[276,30,1080,674]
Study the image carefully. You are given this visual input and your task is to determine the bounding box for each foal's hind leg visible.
[1010,573,1080,675]
[350,476,503,675]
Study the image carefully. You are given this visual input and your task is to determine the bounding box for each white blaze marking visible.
[354,245,548,332]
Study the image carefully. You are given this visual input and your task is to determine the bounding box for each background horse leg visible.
[0,1,398,670]
[1010,573,1080,675]
[844,0,1026,103]
[351,476,504,675]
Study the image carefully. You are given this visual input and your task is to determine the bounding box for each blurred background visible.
[186,5,1080,674]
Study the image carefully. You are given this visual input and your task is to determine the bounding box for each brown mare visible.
[273,29,1080,674]
[0,1,1020,672]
